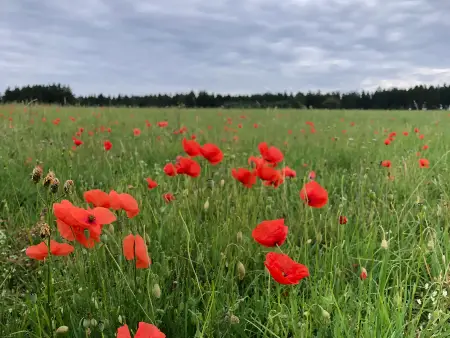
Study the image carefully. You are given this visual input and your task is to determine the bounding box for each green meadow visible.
[1,105,450,337]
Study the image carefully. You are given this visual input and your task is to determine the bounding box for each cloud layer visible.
[2,0,450,95]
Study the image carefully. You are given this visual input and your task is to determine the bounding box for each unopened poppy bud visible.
[360,267,367,280]
[118,315,123,324]
[236,231,243,243]
[108,224,114,234]
[50,178,60,193]
[82,318,90,328]
[220,179,225,187]
[237,262,245,280]
[55,326,69,334]
[381,239,388,249]
[152,283,161,298]
[321,309,330,320]
[229,314,240,324]
[29,293,37,303]
[63,180,74,193]
[204,199,209,210]
[90,319,98,327]
[100,234,108,242]
[31,165,43,183]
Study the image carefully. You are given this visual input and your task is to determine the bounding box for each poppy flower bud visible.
[152,283,161,298]
[220,179,225,187]
[204,199,210,210]
[321,309,330,320]
[50,178,60,193]
[63,180,74,194]
[90,319,98,327]
[360,267,367,280]
[82,318,90,328]
[108,224,114,234]
[236,231,243,243]
[237,262,245,280]
[55,326,69,334]
[381,239,388,249]
[229,314,240,324]
[31,165,43,183]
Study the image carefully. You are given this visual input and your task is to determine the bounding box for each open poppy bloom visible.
[200,143,223,165]
[72,137,83,146]
[300,181,328,208]
[182,138,201,157]
[54,200,117,248]
[84,189,111,208]
[248,155,266,169]
[176,157,201,177]
[163,163,178,177]
[264,252,309,285]
[146,178,158,189]
[163,193,175,203]
[419,158,429,168]
[123,234,151,269]
[339,215,348,224]
[258,142,284,166]
[231,168,257,188]
[133,128,141,136]
[109,191,140,218]
[157,121,168,127]
[104,140,112,151]
[117,322,165,338]
[281,166,296,178]
[252,219,288,247]
[26,240,74,260]
[381,160,391,168]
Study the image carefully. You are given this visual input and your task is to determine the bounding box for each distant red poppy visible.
[73,137,83,146]
[123,234,151,269]
[419,134,424,140]
[117,322,165,338]
[308,171,316,180]
[419,158,429,168]
[252,219,288,247]
[300,181,328,208]
[422,144,428,150]
[414,128,419,133]
[182,138,201,157]
[104,140,112,151]
[403,131,409,136]
[339,216,348,224]
[384,139,391,145]
[109,191,140,218]
[163,163,178,177]
[26,240,74,260]
[381,160,391,168]
[157,121,168,128]
[200,143,223,165]
[232,168,257,188]
[281,166,296,178]
[264,252,309,285]
[163,193,175,203]
[146,178,158,189]
[133,128,141,136]
[253,123,258,128]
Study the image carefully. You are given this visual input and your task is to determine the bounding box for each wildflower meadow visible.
[1,105,450,337]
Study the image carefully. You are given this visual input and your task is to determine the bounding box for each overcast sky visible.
[1,0,450,96]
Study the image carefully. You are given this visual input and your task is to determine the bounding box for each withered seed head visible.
[63,180,74,194]
[50,178,60,193]
[43,171,55,188]
[39,222,50,239]
[31,166,43,183]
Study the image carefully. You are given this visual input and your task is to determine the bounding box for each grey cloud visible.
[1,0,450,95]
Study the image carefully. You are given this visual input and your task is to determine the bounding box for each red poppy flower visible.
[281,166,296,178]
[248,156,266,169]
[300,181,328,208]
[157,121,168,127]
[163,193,175,203]
[264,252,309,285]
[258,142,284,166]
[403,131,409,136]
[419,158,429,168]
[109,191,139,218]
[26,240,74,260]
[182,138,201,157]
[163,163,178,177]
[252,219,288,247]
[414,128,419,133]
[308,171,316,180]
[419,134,424,140]
[123,234,151,269]
[232,168,257,188]
[422,144,428,150]
[117,322,165,338]
[176,157,201,177]
[200,143,223,165]
[84,189,111,208]
[381,160,391,168]
[339,216,348,224]
[253,123,258,128]
[73,137,83,146]
[133,128,141,136]
[146,178,158,189]
[384,139,391,145]
[104,140,112,151]
[360,267,367,280]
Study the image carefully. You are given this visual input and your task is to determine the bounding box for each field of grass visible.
[1,105,450,337]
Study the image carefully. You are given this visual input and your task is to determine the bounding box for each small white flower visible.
[443,289,447,297]
[416,299,422,305]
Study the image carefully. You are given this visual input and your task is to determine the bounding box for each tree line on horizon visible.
[2,83,450,110]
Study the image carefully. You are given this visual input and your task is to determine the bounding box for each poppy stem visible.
[46,230,52,328]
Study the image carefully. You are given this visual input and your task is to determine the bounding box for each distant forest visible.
[2,83,450,110]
